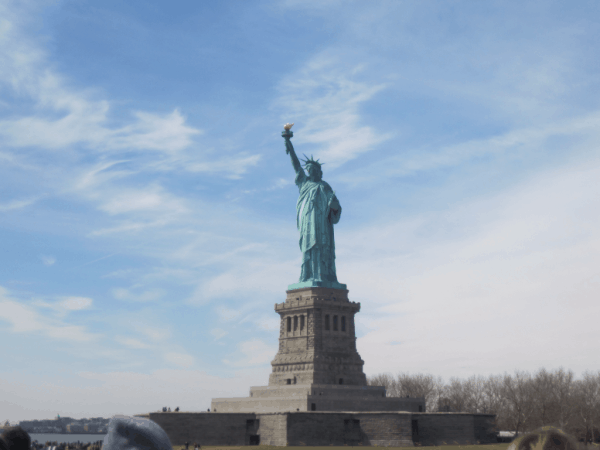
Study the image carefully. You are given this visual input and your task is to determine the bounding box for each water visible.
[29,434,106,445]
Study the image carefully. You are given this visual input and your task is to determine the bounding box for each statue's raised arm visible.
[282,123,304,177]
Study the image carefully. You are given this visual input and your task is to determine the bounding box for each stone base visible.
[142,411,498,447]
[211,383,425,413]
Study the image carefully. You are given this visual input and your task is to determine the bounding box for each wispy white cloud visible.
[112,286,165,303]
[253,314,280,332]
[0,1,261,220]
[32,296,93,319]
[223,338,276,367]
[0,197,38,212]
[274,52,390,169]
[88,220,169,237]
[210,328,228,341]
[108,109,201,154]
[133,325,171,343]
[0,287,99,342]
[214,304,249,323]
[0,28,201,156]
[190,258,296,305]
[39,254,56,266]
[115,336,152,350]
[267,178,292,190]
[98,186,188,216]
[338,111,600,185]
[164,352,196,368]
[58,296,93,311]
[185,154,261,179]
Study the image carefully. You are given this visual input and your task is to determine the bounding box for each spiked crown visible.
[301,154,324,170]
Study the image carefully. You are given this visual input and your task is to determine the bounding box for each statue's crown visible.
[301,154,324,169]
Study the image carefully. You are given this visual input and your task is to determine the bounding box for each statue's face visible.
[307,164,322,181]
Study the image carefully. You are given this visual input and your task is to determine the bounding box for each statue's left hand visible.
[328,195,340,211]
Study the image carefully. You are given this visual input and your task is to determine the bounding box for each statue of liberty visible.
[282,124,346,290]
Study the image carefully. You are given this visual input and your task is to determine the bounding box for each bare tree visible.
[573,371,600,443]
[368,366,600,439]
[551,367,576,429]
[502,371,535,436]
[441,377,469,412]
[463,375,487,414]
[396,372,444,412]
[482,374,507,415]
[531,367,555,428]
[367,373,400,397]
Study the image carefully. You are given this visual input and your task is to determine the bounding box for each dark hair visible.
[512,427,579,450]
[0,427,31,450]
[0,436,9,450]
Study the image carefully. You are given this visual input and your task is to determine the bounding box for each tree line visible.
[367,367,600,442]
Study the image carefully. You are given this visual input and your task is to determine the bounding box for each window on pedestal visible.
[300,315,305,331]
[287,317,291,332]
[325,315,330,330]
[333,315,338,331]
[341,316,346,331]
[293,316,298,331]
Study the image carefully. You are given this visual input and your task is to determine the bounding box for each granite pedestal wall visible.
[138,413,257,446]
[284,412,414,446]
[142,411,497,447]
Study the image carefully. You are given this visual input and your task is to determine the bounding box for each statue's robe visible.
[295,170,341,283]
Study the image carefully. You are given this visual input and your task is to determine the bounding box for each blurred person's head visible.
[102,416,171,450]
[508,427,580,450]
[0,427,31,450]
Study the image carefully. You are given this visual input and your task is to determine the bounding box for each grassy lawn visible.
[170,443,600,450]
[172,445,513,450]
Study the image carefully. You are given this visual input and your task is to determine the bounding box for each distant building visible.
[20,417,110,434]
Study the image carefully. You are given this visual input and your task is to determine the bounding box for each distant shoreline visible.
[28,433,107,445]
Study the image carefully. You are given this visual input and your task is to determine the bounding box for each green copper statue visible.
[282,124,346,290]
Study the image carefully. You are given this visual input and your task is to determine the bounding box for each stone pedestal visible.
[269,286,366,386]
[210,286,426,414]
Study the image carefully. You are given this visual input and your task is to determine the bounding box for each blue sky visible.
[1,0,600,422]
